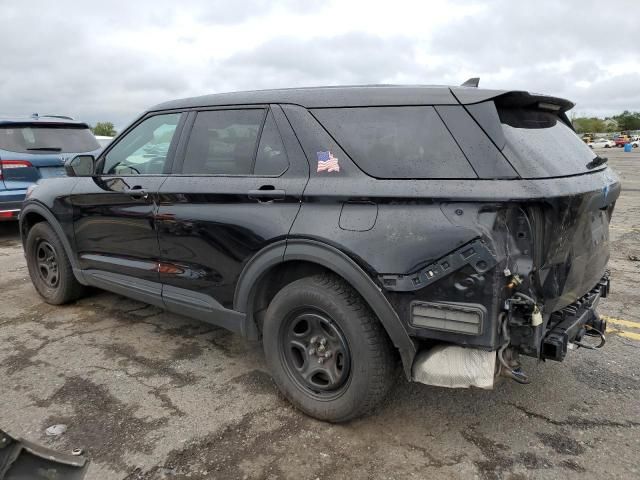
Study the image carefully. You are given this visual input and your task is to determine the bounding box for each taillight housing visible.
[0,160,33,180]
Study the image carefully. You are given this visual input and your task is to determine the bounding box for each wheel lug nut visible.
[320,338,327,346]
[317,358,324,364]
[324,351,332,359]
[310,336,318,344]
[309,348,316,355]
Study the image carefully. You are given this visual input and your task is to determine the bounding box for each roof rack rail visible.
[31,113,74,120]
[460,77,480,88]
[42,114,75,120]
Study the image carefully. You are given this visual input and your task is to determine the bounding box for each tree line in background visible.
[90,122,117,137]
[571,111,640,134]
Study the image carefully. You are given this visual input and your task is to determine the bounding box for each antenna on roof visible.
[461,77,480,88]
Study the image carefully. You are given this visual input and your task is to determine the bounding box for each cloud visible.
[0,0,638,130]
[215,33,429,89]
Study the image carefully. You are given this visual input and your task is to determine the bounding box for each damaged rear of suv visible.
[21,84,619,422]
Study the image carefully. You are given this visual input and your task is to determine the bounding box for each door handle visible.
[127,187,149,199]
[248,187,285,202]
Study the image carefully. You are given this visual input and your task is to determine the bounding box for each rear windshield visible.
[0,125,100,153]
[498,108,598,178]
[312,107,477,179]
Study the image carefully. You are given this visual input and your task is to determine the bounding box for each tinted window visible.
[182,109,264,175]
[499,108,598,178]
[254,111,288,176]
[312,107,476,179]
[103,113,181,175]
[0,125,99,153]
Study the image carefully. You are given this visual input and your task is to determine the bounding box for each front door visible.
[156,106,309,330]
[71,113,184,294]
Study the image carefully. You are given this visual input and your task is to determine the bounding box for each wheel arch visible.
[234,239,417,378]
[19,203,85,282]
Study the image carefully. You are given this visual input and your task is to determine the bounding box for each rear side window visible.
[0,125,99,153]
[182,109,264,175]
[499,108,598,178]
[254,111,288,176]
[312,107,476,179]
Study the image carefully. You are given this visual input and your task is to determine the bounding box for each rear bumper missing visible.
[541,273,610,362]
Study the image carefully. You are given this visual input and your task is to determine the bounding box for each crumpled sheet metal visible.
[412,345,497,389]
[0,429,87,480]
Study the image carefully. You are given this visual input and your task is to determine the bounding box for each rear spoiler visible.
[451,88,574,112]
[451,88,575,129]
[0,121,90,129]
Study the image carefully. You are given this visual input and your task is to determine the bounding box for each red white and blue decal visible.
[316,151,340,173]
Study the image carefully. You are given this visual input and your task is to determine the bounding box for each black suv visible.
[20,85,619,422]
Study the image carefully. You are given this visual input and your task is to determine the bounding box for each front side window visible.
[182,109,264,175]
[102,113,182,175]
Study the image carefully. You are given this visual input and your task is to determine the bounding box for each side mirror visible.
[65,155,95,177]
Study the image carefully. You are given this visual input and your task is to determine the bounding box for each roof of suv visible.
[151,84,565,112]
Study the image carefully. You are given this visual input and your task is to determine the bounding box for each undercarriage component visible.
[380,239,497,291]
[0,429,87,479]
[412,345,496,389]
[541,273,610,361]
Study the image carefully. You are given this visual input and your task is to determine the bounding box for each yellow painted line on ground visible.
[598,315,640,341]
[607,328,640,341]
[602,315,640,330]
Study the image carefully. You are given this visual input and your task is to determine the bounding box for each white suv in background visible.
[588,138,615,148]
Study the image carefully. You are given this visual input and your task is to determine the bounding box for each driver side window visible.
[102,113,182,175]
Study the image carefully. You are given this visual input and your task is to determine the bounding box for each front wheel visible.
[263,274,397,422]
[25,222,85,304]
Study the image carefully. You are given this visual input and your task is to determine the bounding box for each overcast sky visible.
[2,0,638,129]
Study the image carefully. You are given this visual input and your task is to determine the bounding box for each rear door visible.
[71,113,185,297]
[156,105,308,330]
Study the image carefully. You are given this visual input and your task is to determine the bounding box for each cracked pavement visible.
[0,149,639,479]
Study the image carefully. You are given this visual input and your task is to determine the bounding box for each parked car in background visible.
[614,135,630,147]
[94,135,114,148]
[0,114,100,220]
[588,138,614,148]
[630,137,640,148]
[19,85,619,422]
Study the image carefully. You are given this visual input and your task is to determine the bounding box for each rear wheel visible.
[263,274,397,422]
[26,222,85,304]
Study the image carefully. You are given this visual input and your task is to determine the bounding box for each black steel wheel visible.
[263,274,397,422]
[35,240,60,288]
[26,222,85,304]
[280,309,351,396]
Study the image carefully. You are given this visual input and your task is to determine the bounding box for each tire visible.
[263,273,397,422]
[25,222,85,305]
[604,144,610,148]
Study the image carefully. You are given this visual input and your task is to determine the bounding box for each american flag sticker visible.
[316,151,340,173]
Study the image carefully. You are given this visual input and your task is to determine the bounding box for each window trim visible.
[95,110,187,177]
[170,106,289,178]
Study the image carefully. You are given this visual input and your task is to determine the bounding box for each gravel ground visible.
[0,148,639,479]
